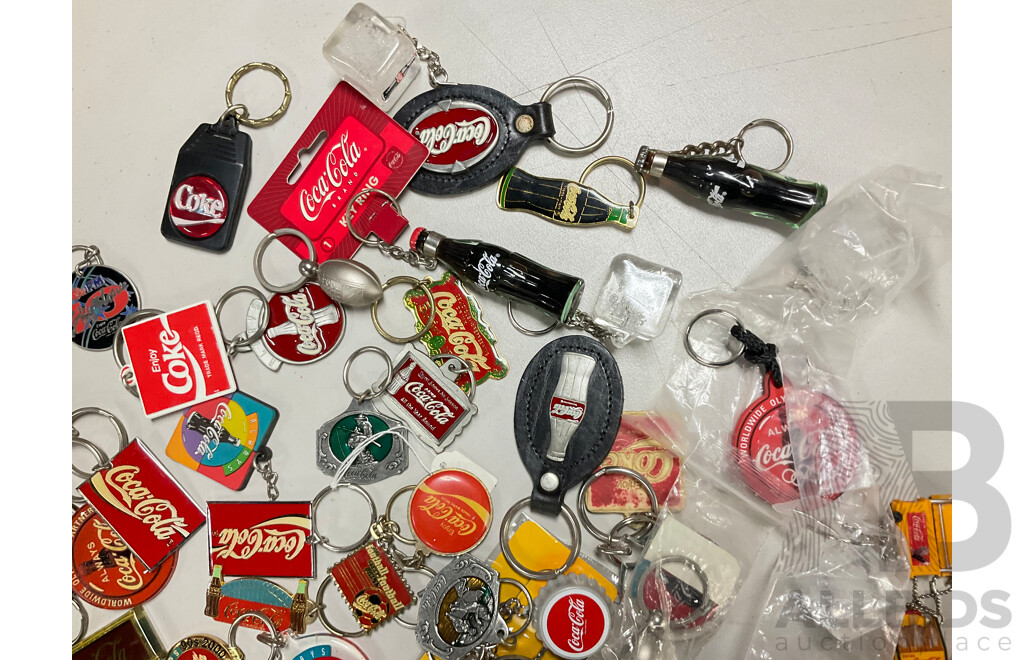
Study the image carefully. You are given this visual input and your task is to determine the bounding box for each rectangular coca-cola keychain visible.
[247,81,428,263]
[119,302,237,419]
[78,439,206,571]
[207,501,314,578]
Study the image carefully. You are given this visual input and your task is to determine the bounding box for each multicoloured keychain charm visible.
[205,566,313,634]
[161,62,290,252]
[72,245,140,351]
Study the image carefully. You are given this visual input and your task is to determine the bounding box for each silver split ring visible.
[499,577,533,639]
[500,497,581,581]
[637,555,712,630]
[215,285,270,354]
[540,76,614,155]
[73,593,88,645]
[394,565,438,629]
[430,353,477,402]
[315,575,367,638]
[344,188,403,247]
[577,466,660,544]
[112,308,163,396]
[507,301,559,336]
[736,119,794,173]
[228,610,283,660]
[343,346,394,402]
[72,407,129,479]
[683,308,745,368]
[253,229,318,293]
[309,482,376,553]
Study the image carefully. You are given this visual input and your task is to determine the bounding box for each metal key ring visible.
[683,308,746,368]
[112,308,163,396]
[220,103,250,124]
[73,593,89,646]
[72,407,129,479]
[507,300,559,336]
[637,555,712,630]
[371,276,437,343]
[229,610,283,660]
[608,511,659,550]
[225,62,291,129]
[500,497,581,581]
[394,565,438,629]
[579,155,646,221]
[343,346,395,402]
[540,76,614,155]
[577,467,660,544]
[430,353,477,402]
[735,119,794,173]
[72,244,103,276]
[385,484,419,546]
[309,482,376,553]
[215,285,270,354]
[315,575,367,638]
[343,188,403,247]
[253,229,318,293]
[499,577,534,639]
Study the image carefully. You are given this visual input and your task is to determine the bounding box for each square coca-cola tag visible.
[121,302,236,418]
[78,439,206,571]
[207,501,314,578]
[379,351,477,452]
[247,82,428,263]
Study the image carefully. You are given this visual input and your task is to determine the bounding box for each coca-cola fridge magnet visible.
[379,349,478,453]
[534,573,614,659]
[72,245,141,351]
[77,438,206,571]
[247,81,427,263]
[514,335,623,516]
[207,501,314,578]
[683,309,861,504]
[161,63,291,253]
[166,392,279,491]
[205,566,312,634]
[497,156,645,230]
[394,76,614,196]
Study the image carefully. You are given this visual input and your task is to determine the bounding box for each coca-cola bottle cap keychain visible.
[161,62,291,253]
[72,245,141,351]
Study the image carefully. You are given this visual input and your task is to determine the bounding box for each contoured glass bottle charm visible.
[635,119,827,228]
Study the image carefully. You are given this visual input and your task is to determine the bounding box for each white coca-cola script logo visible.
[157,322,204,397]
[550,397,585,423]
[404,381,455,424]
[104,466,190,540]
[195,402,231,460]
[418,118,491,155]
[754,442,797,485]
[566,596,587,652]
[282,292,324,356]
[476,252,499,288]
[299,132,363,223]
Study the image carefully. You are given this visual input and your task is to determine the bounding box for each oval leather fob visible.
[515,335,623,515]
[394,84,555,195]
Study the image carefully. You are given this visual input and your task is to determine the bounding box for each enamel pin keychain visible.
[72,245,141,351]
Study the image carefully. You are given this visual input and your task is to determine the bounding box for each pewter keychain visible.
[72,245,141,351]
[161,62,291,252]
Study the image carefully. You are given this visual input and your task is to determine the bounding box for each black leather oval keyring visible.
[514,335,623,516]
[394,76,613,196]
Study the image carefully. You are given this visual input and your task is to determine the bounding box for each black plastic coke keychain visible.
[635,119,827,228]
[161,62,291,252]
[394,71,614,195]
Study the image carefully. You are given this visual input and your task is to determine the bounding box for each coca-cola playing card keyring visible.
[499,497,582,581]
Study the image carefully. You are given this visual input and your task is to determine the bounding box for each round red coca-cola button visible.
[168,175,229,239]
[408,469,491,555]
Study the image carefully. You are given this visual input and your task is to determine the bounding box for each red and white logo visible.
[207,501,314,578]
[121,302,236,418]
[168,175,228,239]
[261,283,344,365]
[550,396,586,423]
[409,102,499,173]
[541,589,610,659]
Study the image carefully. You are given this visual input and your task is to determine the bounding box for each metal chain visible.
[378,241,438,270]
[396,25,449,86]
[73,244,104,276]
[253,449,280,501]
[908,575,952,623]
[566,309,618,342]
[674,136,744,160]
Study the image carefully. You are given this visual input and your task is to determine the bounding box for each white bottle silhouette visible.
[546,352,596,462]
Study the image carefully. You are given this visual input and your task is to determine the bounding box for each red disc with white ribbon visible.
[168,175,229,238]
[261,283,345,365]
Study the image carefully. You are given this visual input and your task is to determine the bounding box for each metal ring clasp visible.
[683,308,746,368]
[71,407,129,479]
[735,119,794,173]
[315,576,367,638]
[579,155,646,222]
[384,484,418,546]
[73,593,89,646]
[498,577,534,639]
[308,482,377,553]
[111,309,164,396]
[370,276,437,343]
[499,497,581,581]
[225,62,291,129]
[577,466,660,545]
[394,565,438,629]
[228,610,284,660]
[429,353,477,402]
[343,188,403,247]
[253,228,319,293]
[506,301,559,336]
[215,285,270,356]
[636,555,713,631]
[540,76,614,155]
[72,244,103,276]
[343,346,395,402]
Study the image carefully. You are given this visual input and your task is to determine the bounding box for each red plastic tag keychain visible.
[683,309,861,505]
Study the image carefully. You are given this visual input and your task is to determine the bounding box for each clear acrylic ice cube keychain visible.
[592,254,683,347]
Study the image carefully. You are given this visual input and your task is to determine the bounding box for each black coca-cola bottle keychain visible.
[161,62,291,252]
[635,119,827,228]
[392,47,614,195]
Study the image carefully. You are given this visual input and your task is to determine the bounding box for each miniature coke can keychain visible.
[683,308,861,504]
[161,62,291,252]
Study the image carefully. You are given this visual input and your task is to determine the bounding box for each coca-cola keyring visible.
[167,610,285,660]
[162,62,291,253]
[394,74,614,195]
[499,497,582,581]
[684,308,861,504]
[71,406,129,508]
[635,119,827,228]
[72,244,141,350]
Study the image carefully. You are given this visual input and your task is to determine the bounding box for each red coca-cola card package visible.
[78,439,206,571]
[247,82,428,263]
[121,301,236,419]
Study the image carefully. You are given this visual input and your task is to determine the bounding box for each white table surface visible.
[72,1,952,657]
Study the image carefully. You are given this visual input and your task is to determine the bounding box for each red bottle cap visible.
[409,227,425,251]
